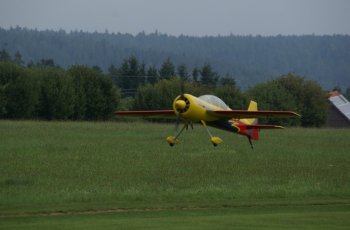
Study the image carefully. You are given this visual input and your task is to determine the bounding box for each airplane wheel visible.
[167,136,176,147]
[211,136,222,147]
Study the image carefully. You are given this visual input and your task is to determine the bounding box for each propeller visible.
[167,79,192,146]
[174,79,189,131]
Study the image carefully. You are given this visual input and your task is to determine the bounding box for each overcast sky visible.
[1,0,349,36]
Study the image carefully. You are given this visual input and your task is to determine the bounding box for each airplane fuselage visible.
[173,94,246,137]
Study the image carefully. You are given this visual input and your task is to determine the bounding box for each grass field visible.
[1,121,350,229]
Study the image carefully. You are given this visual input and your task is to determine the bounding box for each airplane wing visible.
[210,110,301,119]
[114,110,176,118]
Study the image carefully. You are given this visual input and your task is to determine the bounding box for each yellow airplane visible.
[114,94,300,148]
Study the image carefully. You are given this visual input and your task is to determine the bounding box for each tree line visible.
[108,56,222,95]
[0,61,119,120]
[0,51,332,127]
[1,27,350,90]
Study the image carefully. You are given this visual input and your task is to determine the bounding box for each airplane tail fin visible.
[236,101,286,148]
[240,101,259,142]
[240,101,258,125]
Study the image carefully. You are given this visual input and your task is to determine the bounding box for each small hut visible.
[327,91,350,128]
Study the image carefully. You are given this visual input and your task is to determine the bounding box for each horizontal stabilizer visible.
[245,124,284,129]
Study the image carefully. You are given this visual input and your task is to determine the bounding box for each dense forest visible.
[1,27,349,89]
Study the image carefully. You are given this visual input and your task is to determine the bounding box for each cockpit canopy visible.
[198,95,231,110]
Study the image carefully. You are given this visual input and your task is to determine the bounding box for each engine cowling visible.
[172,94,218,122]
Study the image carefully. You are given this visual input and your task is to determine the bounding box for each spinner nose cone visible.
[175,100,186,110]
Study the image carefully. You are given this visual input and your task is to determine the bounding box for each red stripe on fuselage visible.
[207,119,259,140]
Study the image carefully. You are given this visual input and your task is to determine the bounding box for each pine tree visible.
[159,58,175,79]
[14,51,24,66]
[146,65,158,84]
[0,49,11,62]
[345,87,350,101]
[200,63,219,87]
[192,67,199,84]
[177,64,189,81]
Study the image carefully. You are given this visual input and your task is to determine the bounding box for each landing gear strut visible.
[247,136,254,149]
[166,123,192,146]
[201,120,223,147]
[167,121,223,147]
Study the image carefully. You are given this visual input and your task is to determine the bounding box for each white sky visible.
[0,0,349,36]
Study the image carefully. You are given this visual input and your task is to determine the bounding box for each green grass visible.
[0,120,350,229]
[1,204,350,230]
